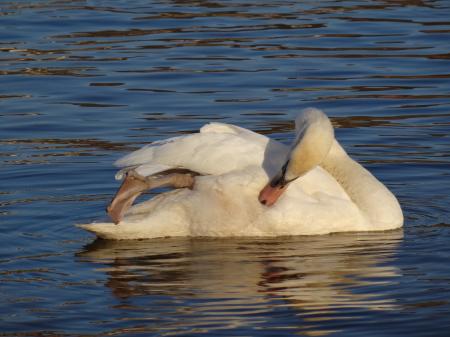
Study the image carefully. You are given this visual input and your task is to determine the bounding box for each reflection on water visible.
[78,232,403,336]
[1,0,450,336]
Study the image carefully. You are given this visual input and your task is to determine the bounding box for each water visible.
[1,0,449,336]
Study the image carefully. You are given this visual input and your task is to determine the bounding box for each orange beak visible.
[258,180,289,206]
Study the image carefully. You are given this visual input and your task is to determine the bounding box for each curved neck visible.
[320,140,403,228]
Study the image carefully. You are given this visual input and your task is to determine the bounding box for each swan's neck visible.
[321,141,403,228]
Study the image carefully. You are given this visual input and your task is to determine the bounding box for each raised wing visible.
[114,122,288,179]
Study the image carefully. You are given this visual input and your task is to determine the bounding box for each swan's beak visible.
[258,182,288,206]
[258,171,291,207]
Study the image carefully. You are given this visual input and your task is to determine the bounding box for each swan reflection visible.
[78,230,403,335]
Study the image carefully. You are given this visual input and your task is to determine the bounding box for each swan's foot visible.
[107,169,197,224]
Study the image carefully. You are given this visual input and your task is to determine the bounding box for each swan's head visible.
[259,108,334,206]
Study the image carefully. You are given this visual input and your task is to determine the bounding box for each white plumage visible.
[78,108,403,239]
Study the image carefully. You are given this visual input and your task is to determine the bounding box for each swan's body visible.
[79,108,403,239]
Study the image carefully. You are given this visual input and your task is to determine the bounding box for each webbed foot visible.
[107,169,197,224]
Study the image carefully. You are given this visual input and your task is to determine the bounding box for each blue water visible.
[1,1,450,336]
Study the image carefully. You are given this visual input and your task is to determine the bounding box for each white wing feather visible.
[114,122,287,179]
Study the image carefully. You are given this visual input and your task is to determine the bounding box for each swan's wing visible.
[114,122,288,179]
[200,122,267,142]
[114,163,174,180]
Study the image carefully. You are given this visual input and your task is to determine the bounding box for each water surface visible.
[1,1,450,336]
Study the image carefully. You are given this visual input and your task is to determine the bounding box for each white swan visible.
[78,108,403,239]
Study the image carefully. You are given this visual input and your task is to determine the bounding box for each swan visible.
[78,108,403,239]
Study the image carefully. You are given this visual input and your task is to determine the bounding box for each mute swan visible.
[78,108,403,239]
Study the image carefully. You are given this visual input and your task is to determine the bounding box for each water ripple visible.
[1,0,449,336]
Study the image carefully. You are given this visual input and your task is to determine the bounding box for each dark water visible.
[1,0,450,336]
